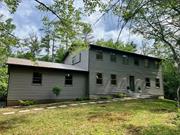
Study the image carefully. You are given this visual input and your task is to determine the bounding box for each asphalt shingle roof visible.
[7,57,88,72]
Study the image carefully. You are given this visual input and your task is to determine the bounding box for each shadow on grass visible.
[125,124,180,135]
[0,116,29,132]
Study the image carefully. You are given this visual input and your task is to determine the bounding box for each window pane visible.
[111,74,116,79]
[156,78,160,88]
[65,80,72,85]
[96,51,103,60]
[122,55,129,65]
[65,74,73,85]
[144,59,149,68]
[111,80,117,85]
[155,61,159,69]
[134,58,139,66]
[110,54,116,62]
[96,73,103,84]
[32,72,42,84]
[145,78,151,87]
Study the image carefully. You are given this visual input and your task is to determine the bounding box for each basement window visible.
[32,72,42,84]
[96,73,103,84]
[65,74,73,85]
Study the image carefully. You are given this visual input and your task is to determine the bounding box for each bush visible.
[112,93,127,98]
[75,98,83,101]
[19,100,36,106]
[52,86,62,96]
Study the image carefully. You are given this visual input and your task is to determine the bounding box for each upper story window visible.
[96,73,103,84]
[32,72,42,84]
[96,51,103,60]
[111,74,117,85]
[144,59,149,68]
[145,78,151,87]
[134,58,139,66]
[65,74,73,85]
[122,55,129,65]
[155,78,160,88]
[155,61,160,69]
[110,53,116,62]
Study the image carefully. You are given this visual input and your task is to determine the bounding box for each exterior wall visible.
[88,49,164,97]
[64,50,89,71]
[7,66,88,105]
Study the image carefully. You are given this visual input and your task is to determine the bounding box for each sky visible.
[0,0,145,46]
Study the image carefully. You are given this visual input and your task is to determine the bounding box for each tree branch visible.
[34,0,64,25]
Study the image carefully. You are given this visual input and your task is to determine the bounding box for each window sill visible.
[64,85,73,87]
[32,83,42,86]
[96,84,103,86]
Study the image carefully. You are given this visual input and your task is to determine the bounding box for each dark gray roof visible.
[89,44,161,61]
[7,57,88,72]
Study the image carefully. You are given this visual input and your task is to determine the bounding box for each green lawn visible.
[0,99,179,135]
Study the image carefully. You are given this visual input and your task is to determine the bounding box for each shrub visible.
[82,97,90,100]
[19,100,36,106]
[75,98,83,101]
[52,86,62,96]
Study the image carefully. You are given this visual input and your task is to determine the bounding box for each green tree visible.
[0,13,17,99]
[17,33,41,60]
[96,39,137,52]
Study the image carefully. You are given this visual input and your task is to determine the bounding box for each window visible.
[72,56,76,65]
[32,72,42,84]
[134,58,139,66]
[145,78,151,87]
[122,55,129,65]
[110,53,116,62]
[155,61,159,69]
[96,73,103,84]
[111,74,117,85]
[72,53,81,65]
[65,74,73,85]
[155,78,160,88]
[144,59,149,68]
[96,51,103,60]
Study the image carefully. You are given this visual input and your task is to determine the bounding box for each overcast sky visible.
[0,0,145,46]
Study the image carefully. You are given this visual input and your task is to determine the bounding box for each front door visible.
[129,76,135,91]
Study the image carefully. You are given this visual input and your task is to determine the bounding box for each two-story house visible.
[6,44,164,105]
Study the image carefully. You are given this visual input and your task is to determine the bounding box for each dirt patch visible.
[87,112,132,122]
[125,124,142,135]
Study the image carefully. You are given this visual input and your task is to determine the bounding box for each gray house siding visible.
[7,66,88,105]
[64,50,89,71]
[88,48,164,97]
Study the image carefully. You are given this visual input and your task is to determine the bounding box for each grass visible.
[0,99,179,135]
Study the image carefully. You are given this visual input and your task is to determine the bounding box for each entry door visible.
[129,76,135,91]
